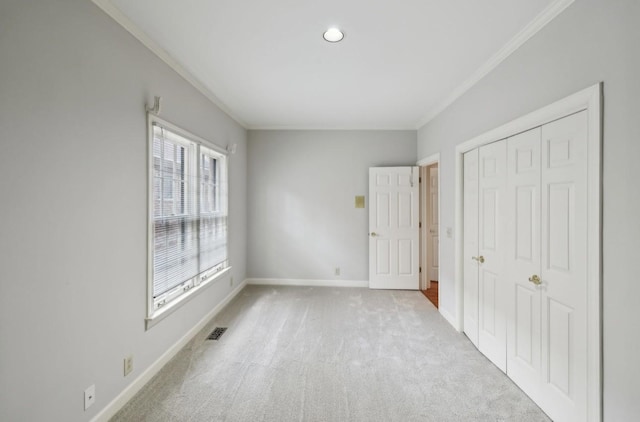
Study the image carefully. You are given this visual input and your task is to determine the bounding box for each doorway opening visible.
[418,156,440,308]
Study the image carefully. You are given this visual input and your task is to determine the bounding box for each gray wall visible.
[0,0,247,421]
[416,0,640,419]
[248,130,416,281]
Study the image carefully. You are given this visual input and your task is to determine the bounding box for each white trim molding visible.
[453,83,602,421]
[246,278,369,288]
[415,0,575,129]
[91,0,247,128]
[246,124,417,131]
[90,279,248,422]
[439,307,457,330]
[417,152,440,167]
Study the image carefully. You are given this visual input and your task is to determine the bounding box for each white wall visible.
[248,130,416,282]
[417,0,640,419]
[0,1,247,421]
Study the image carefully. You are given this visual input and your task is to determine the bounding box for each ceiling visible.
[95,0,568,129]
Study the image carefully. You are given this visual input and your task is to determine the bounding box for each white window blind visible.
[150,122,228,311]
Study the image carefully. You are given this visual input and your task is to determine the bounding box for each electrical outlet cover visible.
[124,356,133,376]
[84,384,95,410]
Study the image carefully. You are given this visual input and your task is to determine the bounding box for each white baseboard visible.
[439,307,461,332]
[246,278,369,288]
[90,279,248,422]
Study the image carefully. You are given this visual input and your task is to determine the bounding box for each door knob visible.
[370,232,378,237]
[528,275,542,285]
[472,256,485,263]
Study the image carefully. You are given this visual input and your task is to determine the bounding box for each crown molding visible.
[91,0,248,128]
[415,0,575,129]
[246,125,416,131]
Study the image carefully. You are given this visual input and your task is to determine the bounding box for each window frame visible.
[146,114,231,329]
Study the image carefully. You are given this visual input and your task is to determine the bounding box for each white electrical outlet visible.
[84,384,95,410]
[335,267,340,276]
[124,355,133,377]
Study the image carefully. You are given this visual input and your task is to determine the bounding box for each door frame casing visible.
[452,83,602,421]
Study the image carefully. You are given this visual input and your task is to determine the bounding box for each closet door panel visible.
[478,140,507,372]
[506,127,542,402]
[539,110,588,422]
[463,149,480,347]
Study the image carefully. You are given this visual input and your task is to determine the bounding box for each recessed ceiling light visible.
[323,27,344,43]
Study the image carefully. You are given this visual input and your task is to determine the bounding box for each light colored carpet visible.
[111,285,551,422]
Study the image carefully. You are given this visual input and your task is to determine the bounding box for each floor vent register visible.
[207,327,228,340]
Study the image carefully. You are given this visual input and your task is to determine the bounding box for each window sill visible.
[145,266,231,330]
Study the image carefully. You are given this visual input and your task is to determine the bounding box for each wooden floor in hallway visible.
[421,280,438,308]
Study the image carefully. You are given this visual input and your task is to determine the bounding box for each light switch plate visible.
[355,196,365,208]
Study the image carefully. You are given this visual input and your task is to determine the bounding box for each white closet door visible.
[478,140,507,372]
[539,111,588,422]
[506,127,542,401]
[463,149,479,347]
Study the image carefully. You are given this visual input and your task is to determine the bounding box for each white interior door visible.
[427,165,439,282]
[463,150,480,347]
[478,140,507,372]
[539,111,588,422]
[506,127,542,401]
[369,167,419,290]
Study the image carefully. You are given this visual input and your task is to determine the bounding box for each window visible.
[148,117,229,326]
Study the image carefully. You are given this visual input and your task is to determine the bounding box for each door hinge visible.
[419,266,422,273]
[419,222,422,228]
[419,177,422,183]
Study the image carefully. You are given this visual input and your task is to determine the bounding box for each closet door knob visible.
[472,256,485,263]
[528,275,542,285]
